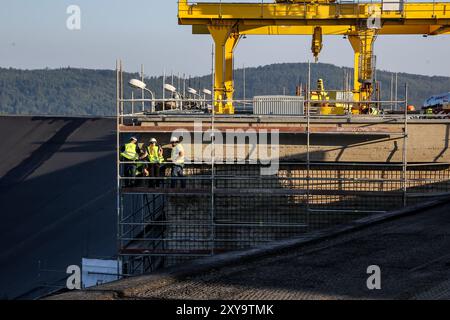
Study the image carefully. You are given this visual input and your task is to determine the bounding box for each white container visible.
[253,95,304,115]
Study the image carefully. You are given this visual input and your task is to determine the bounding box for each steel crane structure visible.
[178,0,450,114]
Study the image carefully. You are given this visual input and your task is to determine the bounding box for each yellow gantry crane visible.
[178,0,450,114]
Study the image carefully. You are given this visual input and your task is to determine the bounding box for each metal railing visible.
[116,60,450,275]
[179,1,450,19]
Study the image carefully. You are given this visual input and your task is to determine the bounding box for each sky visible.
[0,0,449,77]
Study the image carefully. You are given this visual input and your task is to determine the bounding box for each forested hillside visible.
[1,63,448,116]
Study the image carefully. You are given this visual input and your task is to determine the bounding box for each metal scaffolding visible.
[115,61,450,276]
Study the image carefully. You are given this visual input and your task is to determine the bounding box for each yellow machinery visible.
[310,79,348,115]
[178,0,450,114]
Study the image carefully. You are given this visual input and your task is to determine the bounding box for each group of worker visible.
[120,135,185,188]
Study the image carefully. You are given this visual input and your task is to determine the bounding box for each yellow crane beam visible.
[178,0,450,114]
[192,24,449,36]
[179,1,450,24]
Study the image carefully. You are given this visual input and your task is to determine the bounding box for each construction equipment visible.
[423,92,450,112]
[178,0,450,114]
[309,79,351,115]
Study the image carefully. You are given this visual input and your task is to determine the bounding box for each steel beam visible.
[178,1,450,113]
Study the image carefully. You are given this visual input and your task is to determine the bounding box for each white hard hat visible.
[150,138,157,143]
[170,136,178,143]
[130,137,138,141]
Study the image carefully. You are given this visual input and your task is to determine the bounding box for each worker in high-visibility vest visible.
[170,136,186,188]
[369,107,379,116]
[120,137,141,187]
[146,138,165,187]
[157,145,167,187]
[426,107,434,118]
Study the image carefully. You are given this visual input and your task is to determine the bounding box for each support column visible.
[208,25,240,114]
[348,35,361,102]
[348,29,377,103]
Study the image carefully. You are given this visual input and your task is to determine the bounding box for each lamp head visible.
[164,84,177,93]
[129,79,147,90]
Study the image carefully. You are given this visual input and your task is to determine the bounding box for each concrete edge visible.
[47,197,450,300]
[0,115,115,120]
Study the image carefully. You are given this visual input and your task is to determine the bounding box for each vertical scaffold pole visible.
[163,69,166,111]
[395,73,398,111]
[211,43,216,256]
[141,64,145,112]
[403,84,409,207]
[120,60,124,118]
[211,44,214,95]
[116,59,122,278]
[306,62,311,226]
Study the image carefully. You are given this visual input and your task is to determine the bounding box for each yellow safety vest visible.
[121,143,138,160]
[147,145,164,163]
[426,108,433,115]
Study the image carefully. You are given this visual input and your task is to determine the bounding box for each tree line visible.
[0,63,448,116]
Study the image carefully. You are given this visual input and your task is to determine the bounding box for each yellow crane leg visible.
[208,25,239,115]
[348,35,362,102]
[348,30,377,103]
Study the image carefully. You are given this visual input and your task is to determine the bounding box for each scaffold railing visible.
[115,60,450,276]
